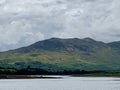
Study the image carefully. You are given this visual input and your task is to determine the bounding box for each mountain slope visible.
[0,38,119,72]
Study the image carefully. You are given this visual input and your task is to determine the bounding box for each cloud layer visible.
[0,0,120,51]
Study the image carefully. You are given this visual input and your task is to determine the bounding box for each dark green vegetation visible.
[0,37,120,75]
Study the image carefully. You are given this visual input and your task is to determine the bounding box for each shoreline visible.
[0,75,63,79]
[0,74,119,79]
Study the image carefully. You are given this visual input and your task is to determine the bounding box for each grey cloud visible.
[0,0,120,51]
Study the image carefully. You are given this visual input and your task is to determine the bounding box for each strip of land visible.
[0,72,120,79]
[0,75,63,79]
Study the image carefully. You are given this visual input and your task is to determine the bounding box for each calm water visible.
[0,76,119,90]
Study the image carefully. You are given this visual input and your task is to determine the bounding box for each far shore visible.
[0,75,63,79]
[0,73,119,79]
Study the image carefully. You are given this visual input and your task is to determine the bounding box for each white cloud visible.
[0,19,44,51]
[0,0,120,51]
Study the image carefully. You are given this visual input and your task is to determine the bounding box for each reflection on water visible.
[0,77,119,90]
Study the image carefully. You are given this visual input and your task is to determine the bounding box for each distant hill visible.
[0,37,120,72]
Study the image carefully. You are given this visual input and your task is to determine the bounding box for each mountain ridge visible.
[0,37,119,72]
[2,37,117,52]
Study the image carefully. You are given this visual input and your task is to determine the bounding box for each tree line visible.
[0,66,105,75]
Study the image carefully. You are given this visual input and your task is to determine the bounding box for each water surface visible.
[0,77,119,90]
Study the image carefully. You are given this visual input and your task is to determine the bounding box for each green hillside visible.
[0,38,119,73]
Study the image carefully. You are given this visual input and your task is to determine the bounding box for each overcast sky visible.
[0,0,120,51]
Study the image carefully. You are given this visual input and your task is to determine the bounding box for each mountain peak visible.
[24,37,106,52]
[50,37,61,40]
[83,37,96,41]
[49,37,96,42]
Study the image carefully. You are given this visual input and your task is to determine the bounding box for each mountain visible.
[0,37,120,72]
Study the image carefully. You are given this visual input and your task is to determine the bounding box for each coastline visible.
[0,73,119,79]
[0,75,63,79]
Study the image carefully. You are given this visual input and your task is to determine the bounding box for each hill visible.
[0,37,119,74]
